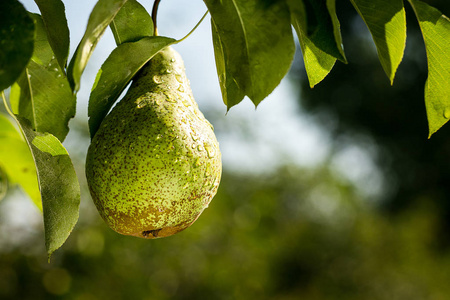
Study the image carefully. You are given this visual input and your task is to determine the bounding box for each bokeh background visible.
[1,0,450,299]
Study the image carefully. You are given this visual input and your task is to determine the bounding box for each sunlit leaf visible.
[34,0,70,70]
[205,0,295,109]
[0,112,41,209]
[110,0,153,45]
[349,0,406,84]
[88,36,176,138]
[288,0,347,87]
[0,0,34,91]
[16,116,80,259]
[408,0,450,137]
[67,0,128,92]
[9,14,75,142]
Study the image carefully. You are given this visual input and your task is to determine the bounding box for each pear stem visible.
[151,0,161,36]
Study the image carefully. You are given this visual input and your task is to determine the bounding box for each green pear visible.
[85,46,221,238]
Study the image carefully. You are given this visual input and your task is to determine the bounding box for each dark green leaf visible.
[34,0,70,70]
[326,0,347,62]
[9,14,76,142]
[288,0,346,87]
[16,116,80,258]
[349,0,406,84]
[67,0,128,92]
[408,0,450,137]
[0,112,41,209]
[204,0,295,109]
[211,19,245,108]
[0,0,34,91]
[88,36,176,138]
[110,0,153,45]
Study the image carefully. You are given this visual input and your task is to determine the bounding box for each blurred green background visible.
[1,0,450,299]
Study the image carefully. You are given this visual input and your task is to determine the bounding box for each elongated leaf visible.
[408,0,450,137]
[350,0,406,84]
[0,113,41,209]
[205,0,295,109]
[0,0,34,91]
[110,0,153,45]
[89,36,176,138]
[67,0,128,92]
[326,0,346,62]
[34,0,70,71]
[288,0,347,87]
[16,116,80,258]
[9,14,76,142]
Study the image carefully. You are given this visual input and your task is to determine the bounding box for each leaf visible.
[67,0,128,92]
[408,0,450,137]
[34,0,70,71]
[288,0,347,87]
[110,0,153,45]
[211,19,245,108]
[349,0,406,84]
[9,14,76,142]
[0,112,41,209]
[88,36,176,138]
[0,0,34,91]
[205,0,295,109]
[16,116,80,258]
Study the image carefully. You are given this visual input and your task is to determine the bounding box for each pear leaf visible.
[88,36,176,138]
[349,0,406,84]
[0,113,41,209]
[0,0,34,91]
[205,0,295,109]
[16,116,80,259]
[9,14,75,142]
[288,0,347,87]
[34,0,70,70]
[110,0,153,45]
[408,0,450,137]
[67,0,128,92]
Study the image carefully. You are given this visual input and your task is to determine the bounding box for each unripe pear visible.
[85,46,221,238]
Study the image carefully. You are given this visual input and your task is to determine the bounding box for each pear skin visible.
[85,46,221,238]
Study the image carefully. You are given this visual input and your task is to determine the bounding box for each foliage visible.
[296,0,450,233]
[0,0,449,257]
[1,166,450,299]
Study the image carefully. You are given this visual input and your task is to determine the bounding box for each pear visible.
[85,46,221,238]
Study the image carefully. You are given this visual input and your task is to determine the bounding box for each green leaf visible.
[0,112,41,209]
[88,36,176,138]
[9,14,76,142]
[67,0,128,92]
[288,0,347,87]
[0,0,34,91]
[408,0,450,137]
[16,116,80,258]
[326,0,346,62]
[205,0,295,109]
[34,0,70,71]
[110,0,153,45]
[349,0,406,84]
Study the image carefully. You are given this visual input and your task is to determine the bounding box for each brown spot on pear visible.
[85,46,221,238]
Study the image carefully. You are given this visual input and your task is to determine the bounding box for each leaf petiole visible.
[177,11,209,43]
[1,91,14,118]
